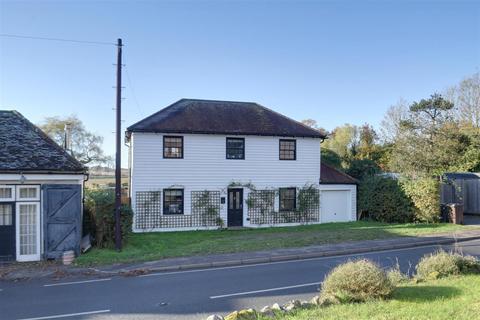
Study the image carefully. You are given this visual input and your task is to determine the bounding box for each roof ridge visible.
[180,98,259,104]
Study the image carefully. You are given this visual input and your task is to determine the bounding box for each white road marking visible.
[16,309,110,320]
[43,278,111,287]
[210,281,321,299]
[140,242,447,278]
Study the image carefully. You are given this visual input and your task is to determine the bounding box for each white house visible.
[126,99,357,232]
[0,111,86,262]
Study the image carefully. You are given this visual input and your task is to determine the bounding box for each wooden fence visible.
[441,175,480,214]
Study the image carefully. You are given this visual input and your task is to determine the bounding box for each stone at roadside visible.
[310,296,321,305]
[206,315,224,320]
[283,299,302,312]
[259,306,275,318]
[271,303,283,311]
[317,294,340,306]
[224,309,257,320]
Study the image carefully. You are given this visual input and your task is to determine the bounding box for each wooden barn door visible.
[43,184,82,259]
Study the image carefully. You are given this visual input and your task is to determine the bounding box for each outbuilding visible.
[0,111,87,262]
[319,163,358,223]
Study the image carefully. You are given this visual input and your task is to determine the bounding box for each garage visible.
[319,163,357,223]
[0,111,87,262]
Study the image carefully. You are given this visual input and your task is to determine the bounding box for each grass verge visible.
[271,274,480,320]
[76,221,473,266]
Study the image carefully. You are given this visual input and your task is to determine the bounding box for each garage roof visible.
[0,111,86,173]
[320,163,358,184]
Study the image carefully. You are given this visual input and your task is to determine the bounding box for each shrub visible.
[387,266,409,286]
[453,254,480,274]
[358,176,414,223]
[83,188,133,248]
[320,259,394,303]
[346,158,380,180]
[416,251,459,280]
[401,178,441,223]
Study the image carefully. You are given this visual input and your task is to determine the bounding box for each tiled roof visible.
[320,163,357,184]
[0,111,86,173]
[127,99,326,138]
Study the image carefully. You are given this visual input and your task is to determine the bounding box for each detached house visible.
[0,111,86,261]
[126,99,357,232]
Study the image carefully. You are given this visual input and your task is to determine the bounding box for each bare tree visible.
[380,98,409,144]
[447,72,480,128]
[39,115,112,166]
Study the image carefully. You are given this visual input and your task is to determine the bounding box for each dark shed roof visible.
[0,111,86,173]
[320,163,358,184]
[127,99,326,139]
[443,172,480,180]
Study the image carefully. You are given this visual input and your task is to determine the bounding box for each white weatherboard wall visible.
[130,132,321,231]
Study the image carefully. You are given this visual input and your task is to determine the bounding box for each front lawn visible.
[76,221,472,266]
[272,274,480,320]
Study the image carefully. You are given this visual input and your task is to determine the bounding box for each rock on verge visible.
[224,308,257,320]
[206,315,224,320]
[259,306,275,318]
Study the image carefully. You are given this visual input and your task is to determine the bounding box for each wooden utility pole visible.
[115,38,123,251]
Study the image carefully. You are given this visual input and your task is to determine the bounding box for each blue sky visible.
[1,0,479,166]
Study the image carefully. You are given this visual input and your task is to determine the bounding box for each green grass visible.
[76,221,473,266]
[272,275,480,320]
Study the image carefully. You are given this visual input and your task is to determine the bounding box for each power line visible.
[124,65,144,117]
[0,33,116,46]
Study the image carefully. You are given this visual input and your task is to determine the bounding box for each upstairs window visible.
[279,139,296,160]
[226,138,245,159]
[279,188,296,211]
[163,189,184,215]
[163,136,183,159]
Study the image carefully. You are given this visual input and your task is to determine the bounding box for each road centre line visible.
[16,309,111,320]
[43,278,111,287]
[210,281,321,299]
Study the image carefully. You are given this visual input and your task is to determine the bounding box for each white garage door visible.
[321,190,351,223]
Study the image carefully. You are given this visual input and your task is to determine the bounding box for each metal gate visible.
[43,184,82,259]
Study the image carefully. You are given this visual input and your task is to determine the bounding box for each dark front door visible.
[43,184,82,259]
[0,203,15,261]
[228,189,243,227]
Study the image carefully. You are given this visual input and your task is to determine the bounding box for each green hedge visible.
[83,188,133,248]
[358,176,414,223]
[401,178,441,223]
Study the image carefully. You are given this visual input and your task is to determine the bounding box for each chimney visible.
[64,123,71,151]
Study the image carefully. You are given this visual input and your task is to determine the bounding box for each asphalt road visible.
[1,239,480,320]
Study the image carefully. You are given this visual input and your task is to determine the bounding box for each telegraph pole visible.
[115,38,123,251]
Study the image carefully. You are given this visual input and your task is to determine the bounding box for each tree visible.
[39,115,111,166]
[389,94,469,177]
[322,124,359,165]
[380,99,409,144]
[301,118,319,129]
[447,72,480,129]
[357,123,380,160]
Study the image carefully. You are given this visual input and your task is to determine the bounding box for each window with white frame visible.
[17,202,40,260]
[0,186,15,201]
[16,185,40,201]
[0,204,13,226]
